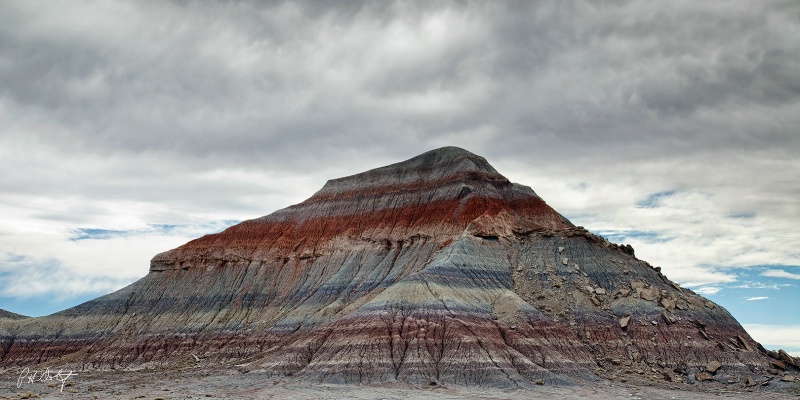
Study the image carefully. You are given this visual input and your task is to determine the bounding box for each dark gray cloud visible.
[2,1,797,175]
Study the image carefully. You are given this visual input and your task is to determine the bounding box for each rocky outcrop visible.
[0,310,28,320]
[0,147,794,388]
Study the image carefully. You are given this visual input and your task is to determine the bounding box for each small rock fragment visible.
[770,360,787,370]
[696,371,714,381]
[660,298,676,312]
[562,257,569,265]
[619,315,631,329]
[706,360,722,374]
[661,310,674,325]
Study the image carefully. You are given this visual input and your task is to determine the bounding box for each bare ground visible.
[2,367,798,400]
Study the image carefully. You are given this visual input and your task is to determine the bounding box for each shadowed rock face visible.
[0,147,794,387]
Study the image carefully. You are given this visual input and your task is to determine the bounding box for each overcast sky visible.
[1,1,798,354]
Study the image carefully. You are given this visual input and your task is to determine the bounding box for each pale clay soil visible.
[2,367,798,400]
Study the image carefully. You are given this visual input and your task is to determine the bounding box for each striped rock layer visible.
[0,147,794,387]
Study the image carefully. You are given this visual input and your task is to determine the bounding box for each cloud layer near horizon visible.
[1,0,798,337]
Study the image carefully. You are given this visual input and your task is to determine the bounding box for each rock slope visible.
[0,147,796,388]
[0,310,28,320]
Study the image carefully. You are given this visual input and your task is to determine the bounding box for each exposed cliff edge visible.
[1,147,796,388]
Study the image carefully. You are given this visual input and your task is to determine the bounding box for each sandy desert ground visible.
[2,366,798,400]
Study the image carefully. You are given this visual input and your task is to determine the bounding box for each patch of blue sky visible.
[728,212,756,219]
[148,224,180,233]
[71,228,131,240]
[591,229,671,244]
[696,265,800,326]
[71,220,240,241]
[0,292,101,317]
[0,253,135,316]
[635,190,678,208]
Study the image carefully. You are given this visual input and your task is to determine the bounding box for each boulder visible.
[706,360,722,374]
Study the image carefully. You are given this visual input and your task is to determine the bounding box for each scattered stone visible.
[590,296,601,306]
[562,257,569,265]
[535,378,544,385]
[706,360,722,374]
[619,315,631,329]
[778,349,800,368]
[771,360,787,370]
[746,376,756,386]
[669,361,685,373]
[696,372,714,381]
[660,298,676,312]
[558,247,564,253]
[622,244,635,255]
[704,300,715,309]
[595,288,606,295]
[780,375,796,382]
[638,286,659,301]
[661,310,674,325]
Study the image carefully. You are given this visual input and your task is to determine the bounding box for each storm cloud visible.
[1,0,798,353]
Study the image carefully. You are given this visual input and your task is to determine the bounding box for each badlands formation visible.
[1,147,797,396]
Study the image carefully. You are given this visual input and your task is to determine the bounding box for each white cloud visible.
[731,282,783,290]
[693,286,722,296]
[0,220,236,300]
[743,324,800,357]
[745,296,768,301]
[763,269,800,280]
